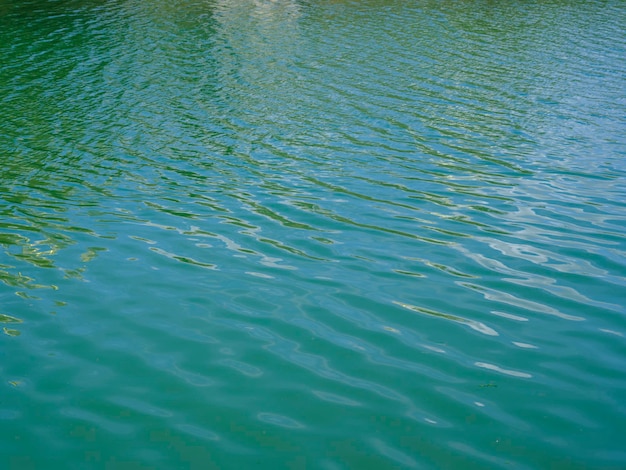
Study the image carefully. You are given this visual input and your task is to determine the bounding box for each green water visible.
[1,0,626,468]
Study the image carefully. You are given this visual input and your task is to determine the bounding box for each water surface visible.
[1,0,626,468]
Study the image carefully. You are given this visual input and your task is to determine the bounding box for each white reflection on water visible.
[394,301,499,336]
[474,361,532,379]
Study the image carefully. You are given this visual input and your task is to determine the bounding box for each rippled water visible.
[1,0,626,468]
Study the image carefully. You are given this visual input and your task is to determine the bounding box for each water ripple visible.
[1,0,625,468]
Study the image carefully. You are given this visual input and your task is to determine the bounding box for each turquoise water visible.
[1,0,626,468]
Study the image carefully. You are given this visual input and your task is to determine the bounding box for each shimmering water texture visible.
[1,0,626,468]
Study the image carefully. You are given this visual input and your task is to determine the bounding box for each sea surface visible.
[1,0,625,468]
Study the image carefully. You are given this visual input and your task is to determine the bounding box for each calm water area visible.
[1,0,626,468]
